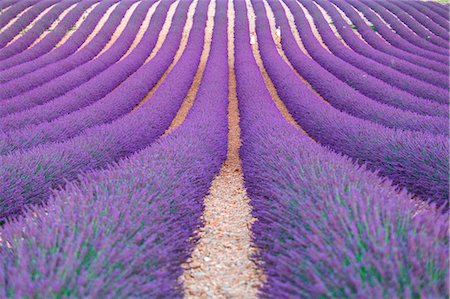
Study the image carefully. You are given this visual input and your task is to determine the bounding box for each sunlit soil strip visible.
[0,5,33,33]
[162,1,213,136]
[7,4,57,46]
[313,1,354,47]
[94,1,141,58]
[53,2,100,49]
[295,1,332,52]
[120,0,161,60]
[262,0,331,107]
[181,2,264,298]
[28,3,78,48]
[133,0,198,110]
[248,0,316,143]
[76,2,120,51]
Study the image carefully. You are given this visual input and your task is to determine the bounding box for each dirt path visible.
[133,0,198,110]
[180,1,264,298]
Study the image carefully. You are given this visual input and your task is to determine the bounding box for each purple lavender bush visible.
[235,1,449,297]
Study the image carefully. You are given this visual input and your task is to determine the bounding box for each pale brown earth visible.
[0,5,34,33]
[120,0,161,60]
[7,4,57,46]
[180,1,264,298]
[28,3,78,48]
[53,2,100,49]
[77,2,119,51]
[133,0,198,110]
[163,0,214,135]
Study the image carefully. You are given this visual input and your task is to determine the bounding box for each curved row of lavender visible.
[236,1,447,297]
[409,0,448,28]
[416,0,448,19]
[298,0,449,102]
[282,0,448,116]
[266,0,448,206]
[329,0,448,75]
[0,0,40,28]
[256,2,446,135]
[0,0,153,117]
[385,1,448,41]
[0,0,172,133]
[314,0,448,89]
[0,0,99,70]
[0,0,58,48]
[0,0,24,15]
[0,0,229,295]
[0,0,189,156]
[344,0,447,63]
[359,0,447,55]
[0,0,209,222]
[0,0,132,99]
[0,0,78,61]
[0,1,114,80]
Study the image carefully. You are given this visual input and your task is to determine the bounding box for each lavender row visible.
[0,0,170,133]
[314,0,448,89]
[0,1,227,295]
[345,0,447,63]
[0,0,131,99]
[0,0,152,118]
[236,1,448,297]
[362,0,448,53]
[409,1,449,29]
[255,1,446,135]
[330,0,448,75]
[282,0,447,115]
[0,0,188,156]
[267,0,449,206]
[0,0,209,222]
[389,0,449,41]
[0,0,20,12]
[0,0,54,47]
[298,0,448,104]
[0,0,77,61]
[0,0,98,70]
[418,1,450,20]
[0,1,114,81]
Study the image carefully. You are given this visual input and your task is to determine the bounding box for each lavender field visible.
[0,0,448,297]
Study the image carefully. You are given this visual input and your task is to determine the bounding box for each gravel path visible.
[180,1,264,298]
